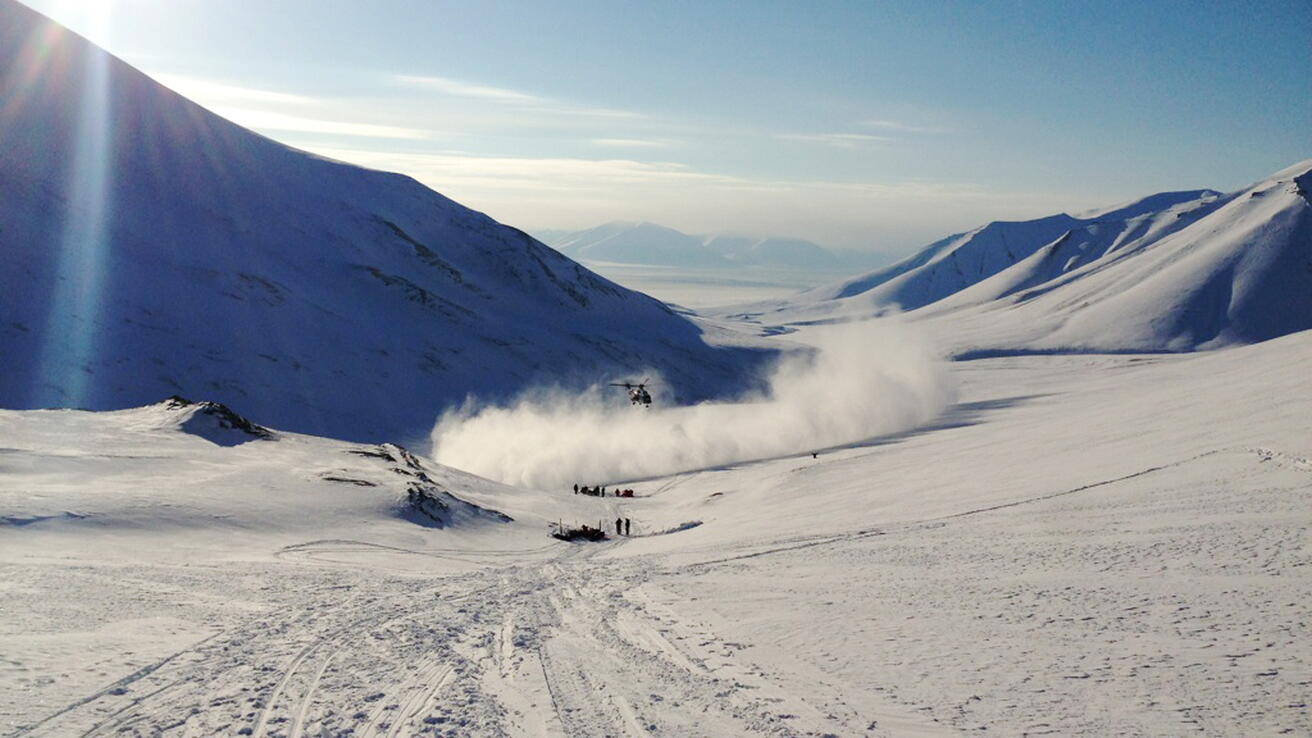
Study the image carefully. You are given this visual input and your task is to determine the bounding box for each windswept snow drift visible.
[430,321,955,488]
[0,1,771,442]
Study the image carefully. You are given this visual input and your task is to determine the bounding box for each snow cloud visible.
[429,321,956,489]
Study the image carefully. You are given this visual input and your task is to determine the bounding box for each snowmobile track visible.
[248,578,498,737]
[385,662,455,738]
[538,639,634,737]
[250,637,330,738]
[16,632,223,737]
[287,648,337,738]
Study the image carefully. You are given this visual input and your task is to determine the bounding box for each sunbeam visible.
[32,4,114,407]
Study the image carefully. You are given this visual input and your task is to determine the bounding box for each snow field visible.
[3,331,1310,735]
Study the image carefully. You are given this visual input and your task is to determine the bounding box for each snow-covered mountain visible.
[700,233,840,269]
[937,162,1312,354]
[539,221,885,272]
[0,1,771,442]
[547,221,731,268]
[721,163,1310,354]
[790,190,1221,310]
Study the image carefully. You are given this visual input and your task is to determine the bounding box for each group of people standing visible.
[566,484,635,537]
[573,483,635,497]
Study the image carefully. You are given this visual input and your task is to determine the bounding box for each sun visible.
[33,0,116,47]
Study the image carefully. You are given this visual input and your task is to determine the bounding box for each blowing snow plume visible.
[430,322,956,488]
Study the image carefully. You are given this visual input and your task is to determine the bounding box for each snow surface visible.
[0,1,774,443]
[4,327,1309,736]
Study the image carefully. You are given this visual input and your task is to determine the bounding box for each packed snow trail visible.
[12,544,943,738]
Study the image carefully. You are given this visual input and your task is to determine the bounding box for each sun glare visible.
[32,0,116,407]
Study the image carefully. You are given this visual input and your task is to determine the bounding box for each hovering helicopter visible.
[609,378,654,407]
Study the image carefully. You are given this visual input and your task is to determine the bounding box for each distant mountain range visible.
[716,162,1312,355]
[536,222,889,272]
[0,1,772,442]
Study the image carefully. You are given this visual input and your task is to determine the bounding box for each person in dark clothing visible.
[615,517,623,535]
[624,518,631,536]
[573,483,578,494]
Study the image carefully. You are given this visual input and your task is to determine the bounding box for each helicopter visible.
[609,378,653,407]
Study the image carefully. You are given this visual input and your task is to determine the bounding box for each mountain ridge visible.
[537,221,888,272]
[713,164,1310,355]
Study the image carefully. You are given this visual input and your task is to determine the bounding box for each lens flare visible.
[33,5,114,407]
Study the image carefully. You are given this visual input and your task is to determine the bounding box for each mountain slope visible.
[922,191,1228,313]
[788,188,1220,312]
[0,1,771,442]
[934,161,1312,354]
[718,167,1309,355]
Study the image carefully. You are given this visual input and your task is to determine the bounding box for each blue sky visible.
[22,0,1312,253]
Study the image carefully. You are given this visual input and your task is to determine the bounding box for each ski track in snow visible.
[8,545,945,737]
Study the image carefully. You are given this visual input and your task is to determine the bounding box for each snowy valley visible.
[3,1,1312,737]
[4,332,1310,736]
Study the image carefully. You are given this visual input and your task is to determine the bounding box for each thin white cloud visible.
[152,73,316,106]
[776,132,892,148]
[590,138,678,149]
[305,147,1000,200]
[307,147,750,192]
[549,105,643,120]
[862,119,950,134]
[394,74,543,104]
[211,107,432,140]
[149,73,430,140]
[394,74,643,120]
